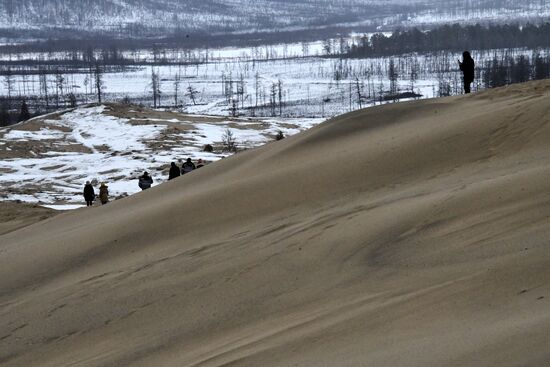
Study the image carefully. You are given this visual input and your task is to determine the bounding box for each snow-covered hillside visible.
[0,104,323,209]
[2,0,550,38]
[0,0,389,34]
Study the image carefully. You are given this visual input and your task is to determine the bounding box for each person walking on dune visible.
[459,51,475,94]
[138,172,154,190]
[169,162,181,180]
[99,182,109,205]
[181,158,196,174]
[83,181,95,207]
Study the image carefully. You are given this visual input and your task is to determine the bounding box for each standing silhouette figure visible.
[83,181,95,207]
[459,51,475,94]
[168,162,181,180]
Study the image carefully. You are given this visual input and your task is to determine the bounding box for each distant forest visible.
[2,0,550,51]
[3,21,550,126]
[346,23,550,57]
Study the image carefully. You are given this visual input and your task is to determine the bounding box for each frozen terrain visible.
[0,104,323,209]
[3,46,544,119]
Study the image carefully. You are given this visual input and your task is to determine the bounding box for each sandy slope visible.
[0,202,57,236]
[2,80,550,366]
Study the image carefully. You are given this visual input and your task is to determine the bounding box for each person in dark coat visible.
[168,162,181,180]
[83,181,95,207]
[459,51,475,94]
[181,158,196,174]
[138,171,154,190]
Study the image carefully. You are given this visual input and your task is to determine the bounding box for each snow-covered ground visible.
[0,55,444,118]
[3,44,545,120]
[0,105,323,209]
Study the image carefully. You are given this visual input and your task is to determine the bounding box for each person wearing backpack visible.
[83,181,95,207]
[181,158,196,174]
[138,172,154,190]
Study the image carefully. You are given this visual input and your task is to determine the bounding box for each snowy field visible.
[0,105,323,209]
[2,43,545,120]
[1,54,453,118]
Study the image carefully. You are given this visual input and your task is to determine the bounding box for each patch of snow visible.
[4,129,66,141]
[42,204,86,210]
[55,106,164,152]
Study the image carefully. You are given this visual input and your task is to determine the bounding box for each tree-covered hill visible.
[1,0,549,41]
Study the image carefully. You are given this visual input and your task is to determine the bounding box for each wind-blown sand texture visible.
[1,80,550,366]
[0,202,57,236]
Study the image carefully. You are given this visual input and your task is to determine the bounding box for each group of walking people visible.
[83,181,110,207]
[83,158,206,206]
[168,158,205,180]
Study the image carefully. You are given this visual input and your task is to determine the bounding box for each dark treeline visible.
[346,23,550,58]
[0,0,415,45]
[482,54,550,88]
[2,0,549,46]
[0,24,378,56]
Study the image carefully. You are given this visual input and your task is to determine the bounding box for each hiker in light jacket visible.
[99,182,109,204]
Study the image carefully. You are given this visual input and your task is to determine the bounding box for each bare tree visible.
[151,68,161,108]
[388,59,398,98]
[322,39,332,55]
[39,68,49,108]
[54,69,65,108]
[355,77,363,109]
[254,71,261,113]
[301,42,309,57]
[409,57,419,93]
[186,85,199,105]
[237,73,246,108]
[3,67,15,108]
[277,79,283,116]
[94,63,104,103]
[173,72,181,107]
[224,73,233,104]
[270,82,277,116]
[230,98,238,117]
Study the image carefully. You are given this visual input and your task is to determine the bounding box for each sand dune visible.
[0,202,57,236]
[2,80,550,366]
